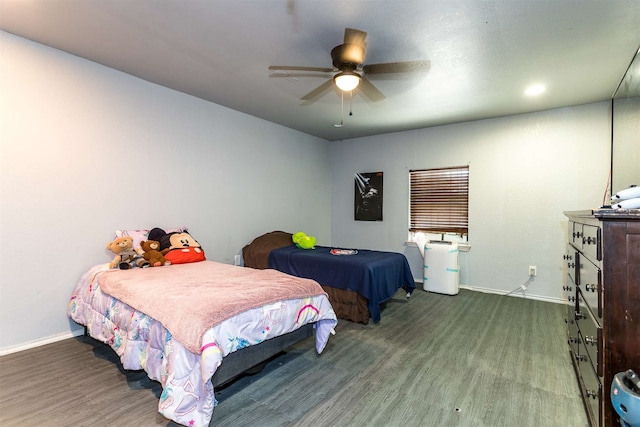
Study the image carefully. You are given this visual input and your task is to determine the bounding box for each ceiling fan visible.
[269,28,430,103]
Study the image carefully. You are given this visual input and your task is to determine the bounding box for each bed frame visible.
[211,323,313,387]
[84,320,315,389]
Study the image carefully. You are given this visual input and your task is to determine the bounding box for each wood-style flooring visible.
[0,289,589,427]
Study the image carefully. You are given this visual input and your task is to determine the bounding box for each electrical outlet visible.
[529,265,537,276]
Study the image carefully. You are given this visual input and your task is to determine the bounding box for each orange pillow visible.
[164,247,206,265]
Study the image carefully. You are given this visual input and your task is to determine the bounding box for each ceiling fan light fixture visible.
[524,83,546,96]
[334,71,361,92]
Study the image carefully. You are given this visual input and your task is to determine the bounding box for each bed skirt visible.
[321,286,369,324]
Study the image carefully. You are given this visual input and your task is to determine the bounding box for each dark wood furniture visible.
[564,209,640,427]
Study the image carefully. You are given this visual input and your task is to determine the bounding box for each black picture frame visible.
[354,172,383,221]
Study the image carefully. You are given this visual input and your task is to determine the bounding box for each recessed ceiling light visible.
[525,84,546,96]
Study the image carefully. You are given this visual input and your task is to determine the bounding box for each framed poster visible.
[354,172,383,221]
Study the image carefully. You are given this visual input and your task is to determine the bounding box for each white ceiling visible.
[2,0,639,141]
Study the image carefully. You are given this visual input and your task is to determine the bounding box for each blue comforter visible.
[268,245,415,323]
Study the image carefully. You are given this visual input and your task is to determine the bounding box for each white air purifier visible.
[423,241,459,295]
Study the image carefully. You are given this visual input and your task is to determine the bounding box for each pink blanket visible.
[98,261,327,354]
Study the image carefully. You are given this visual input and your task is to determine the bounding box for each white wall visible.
[0,32,331,353]
[331,103,611,302]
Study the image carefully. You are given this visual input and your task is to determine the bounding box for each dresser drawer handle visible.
[585,336,597,345]
[586,389,598,399]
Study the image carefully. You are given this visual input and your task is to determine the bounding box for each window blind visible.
[409,166,469,235]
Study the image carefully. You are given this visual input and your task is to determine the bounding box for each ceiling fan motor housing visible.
[331,44,364,70]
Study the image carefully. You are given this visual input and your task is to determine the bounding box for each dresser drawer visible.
[563,248,577,285]
[581,223,601,262]
[569,221,583,249]
[575,335,602,427]
[576,288,602,377]
[577,253,602,320]
[567,307,580,354]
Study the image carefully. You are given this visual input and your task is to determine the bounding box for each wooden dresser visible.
[563,209,640,427]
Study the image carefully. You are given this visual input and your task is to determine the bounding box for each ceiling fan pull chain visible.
[334,91,344,127]
[349,90,353,116]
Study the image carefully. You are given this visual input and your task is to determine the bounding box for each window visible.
[409,166,469,236]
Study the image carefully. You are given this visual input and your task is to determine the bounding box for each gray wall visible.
[0,32,332,353]
[0,30,615,354]
[331,103,611,302]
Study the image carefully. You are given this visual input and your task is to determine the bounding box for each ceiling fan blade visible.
[269,65,334,73]
[359,77,385,102]
[301,79,335,102]
[342,28,367,64]
[344,28,367,49]
[363,60,431,75]
[270,72,332,79]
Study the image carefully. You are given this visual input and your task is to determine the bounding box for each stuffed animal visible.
[106,236,149,269]
[139,240,169,267]
[292,231,316,249]
[148,227,206,264]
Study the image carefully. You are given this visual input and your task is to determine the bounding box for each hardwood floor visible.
[0,289,588,427]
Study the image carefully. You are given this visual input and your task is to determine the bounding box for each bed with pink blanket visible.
[68,260,337,427]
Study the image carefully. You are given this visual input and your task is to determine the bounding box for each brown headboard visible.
[242,231,293,269]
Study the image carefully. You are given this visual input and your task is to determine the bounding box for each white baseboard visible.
[0,329,84,356]
[459,285,566,305]
[414,279,566,305]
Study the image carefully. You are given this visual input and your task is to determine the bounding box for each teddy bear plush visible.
[139,240,169,267]
[106,236,149,269]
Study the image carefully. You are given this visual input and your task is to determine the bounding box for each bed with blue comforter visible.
[242,231,415,324]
